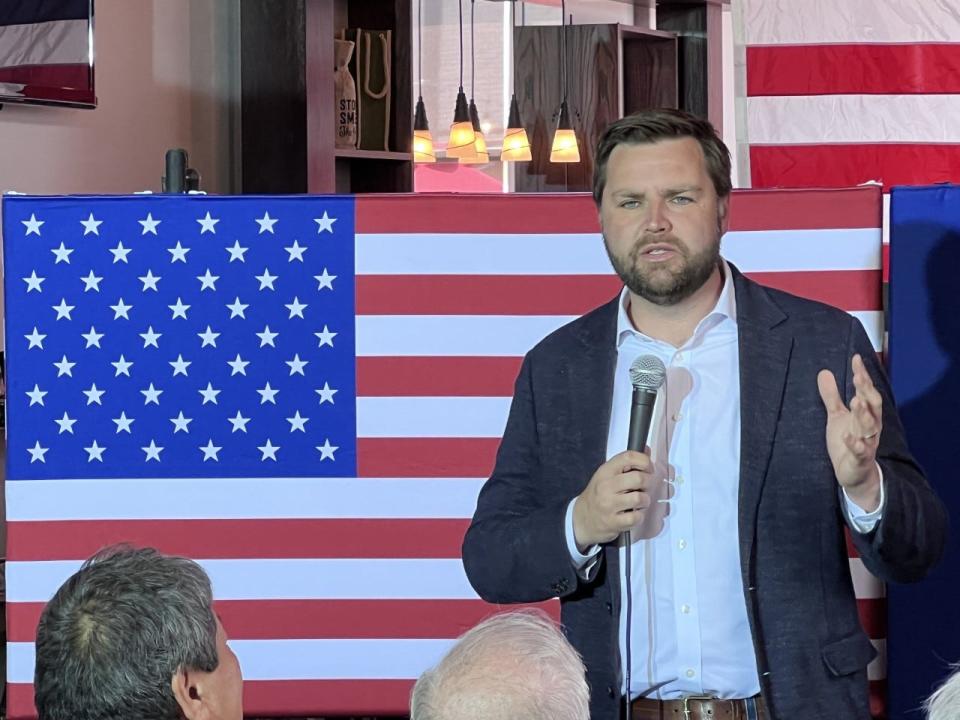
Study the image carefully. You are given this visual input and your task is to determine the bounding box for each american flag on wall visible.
[3,190,883,718]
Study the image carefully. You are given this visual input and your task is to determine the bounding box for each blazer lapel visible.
[733,267,793,581]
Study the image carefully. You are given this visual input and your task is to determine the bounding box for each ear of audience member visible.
[34,545,243,720]
[410,610,589,720]
[927,666,960,720]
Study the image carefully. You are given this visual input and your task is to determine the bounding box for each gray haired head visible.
[34,545,219,720]
[410,610,589,720]
[630,354,667,391]
[926,665,960,720]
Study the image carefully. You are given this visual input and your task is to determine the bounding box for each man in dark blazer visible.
[462,110,946,720]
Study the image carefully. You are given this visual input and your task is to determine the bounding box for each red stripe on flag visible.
[6,519,471,561]
[750,144,960,191]
[744,270,881,311]
[747,43,960,96]
[8,599,561,642]
[358,356,522,396]
[357,275,621,315]
[357,194,601,233]
[357,438,499,477]
[858,598,888,639]
[728,187,881,230]
[870,679,887,718]
[0,64,90,89]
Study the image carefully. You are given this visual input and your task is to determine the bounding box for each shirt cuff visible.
[565,498,601,576]
[843,463,886,534]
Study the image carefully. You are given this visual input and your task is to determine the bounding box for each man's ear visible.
[718,195,730,235]
[171,668,206,720]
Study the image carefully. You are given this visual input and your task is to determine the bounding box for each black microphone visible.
[627,354,666,452]
[164,148,188,193]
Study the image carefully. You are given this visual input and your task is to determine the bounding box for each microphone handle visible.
[627,387,657,453]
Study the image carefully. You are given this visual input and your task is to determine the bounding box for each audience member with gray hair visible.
[34,545,242,720]
[927,667,960,720]
[410,610,589,720]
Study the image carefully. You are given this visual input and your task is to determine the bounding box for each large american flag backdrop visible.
[3,189,884,718]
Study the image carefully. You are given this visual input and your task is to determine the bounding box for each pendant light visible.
[550,0,580,163]
[413,0,435,162]
[446,0,477,159]
[463,0,490,164]
[501,0,531,162]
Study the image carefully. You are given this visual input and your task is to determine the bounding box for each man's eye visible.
[620,200,639,209]
[672,196,694,205]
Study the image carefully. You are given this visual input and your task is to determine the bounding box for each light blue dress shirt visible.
[564,264,884,699]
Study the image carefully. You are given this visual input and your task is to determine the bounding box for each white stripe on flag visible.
[723,229,881,272]
[356,231,880,275]
[747,95,960,145]
[741,0,952,44]
[869,639,887,681]
[7,638,456,683]
[850,558,885,600]
[850,311,883,352]
[356,315,577,357]
[7,558,479,603]
[0,19,89,67]
[357,397,511,438]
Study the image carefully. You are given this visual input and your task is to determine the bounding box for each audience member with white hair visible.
[410,610,589,720]
[927,667,960,720]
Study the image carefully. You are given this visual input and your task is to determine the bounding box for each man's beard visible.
[604,233,721,307]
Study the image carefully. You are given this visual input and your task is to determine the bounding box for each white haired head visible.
[927,666,960,720]
[410,610,589,720]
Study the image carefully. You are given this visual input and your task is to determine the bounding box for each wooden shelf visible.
[335,149,413,161]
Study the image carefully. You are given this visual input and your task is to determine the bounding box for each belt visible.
[628,694,768,720]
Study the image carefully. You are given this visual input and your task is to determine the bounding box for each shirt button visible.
[678,539,687,550]
[675,476,684,485]
[681,604,691,614]
[676,352,684,362]
[686,669,695,678]
[672,412,683,422]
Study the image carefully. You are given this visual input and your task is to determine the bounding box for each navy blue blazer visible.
[463,266,946,720]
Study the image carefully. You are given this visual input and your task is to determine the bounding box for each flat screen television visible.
[0,0,96,108]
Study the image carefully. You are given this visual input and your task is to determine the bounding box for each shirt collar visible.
[615,258,738,347]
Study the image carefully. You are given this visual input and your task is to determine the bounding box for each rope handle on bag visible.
[363,31,390,100]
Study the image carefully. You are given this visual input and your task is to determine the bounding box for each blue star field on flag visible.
[3,195,357,479]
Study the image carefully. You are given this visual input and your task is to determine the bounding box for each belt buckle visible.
[681,694,715,720]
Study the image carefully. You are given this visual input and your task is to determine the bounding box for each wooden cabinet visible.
[239,0,413,194]
[513,23,678,193]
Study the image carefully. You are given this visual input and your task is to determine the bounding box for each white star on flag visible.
[113,412,135,434]
[55,412,77,434]
[256,268,278,290]
[140,326,162,348]
[25,327,46,349]
[257,326,279,348]
[285,240,307,262]
[228,411,251,433]
[54,355,76,377]
[199,439,222,461]
[168,241,190,263]
[26,384,48,406]
[257,382,279,405]
[28,441,49,463]
[285,297,307,319]
[314,268,336,290]
[23,271,45,292]
[110,241,132,264]
[197,269,219,291]
[226,297,249,319]
[22,213,44,236]
[314,211,337,233]
[258,439,280,461]
[80,213,103,236]
[287,411,309,433]
[316,382,338,404]
[141,383,163,405]
[228,354,250,376]
[197,211,220,234]
[111,355,134,377]
[81,271,103,292]
[315,325,337,347]
[142,440,164,462]
[199,383,221,405]
[139,213,161,235]
[83,383,105,405]
[171,412,193,433]
[138,270,161,291]
[256,212,278,234]
[316,439,338,461]
[169,297,191,319]
[226,240,248,263]
[198,326,220,348]
[52,298,75,320]
[51,242,74,264]
[82,326,104,348]
[286,354,308,376]
[169,355,191,376]
[84,440,106,462]
[110,298,133,320]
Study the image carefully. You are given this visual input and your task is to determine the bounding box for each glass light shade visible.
[414,129,436,162]
[446,89,477,158]
[462,130,490,164]
[502,126,532,162]
[550,128,580,162]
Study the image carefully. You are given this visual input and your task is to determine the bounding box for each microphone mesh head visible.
[629,354,666,391]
